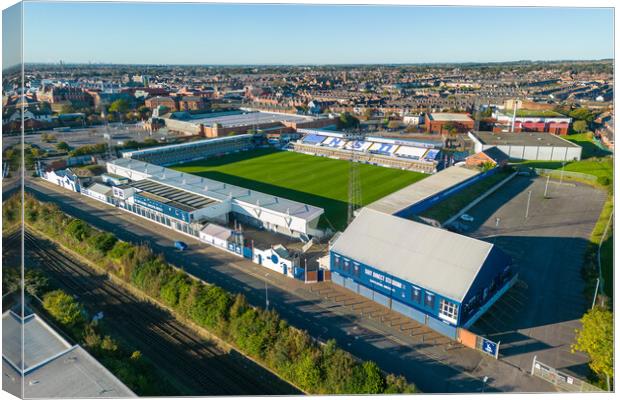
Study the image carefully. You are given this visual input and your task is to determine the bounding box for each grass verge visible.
[420,169,513,223]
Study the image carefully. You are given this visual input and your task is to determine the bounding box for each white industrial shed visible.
[468,131,582,161]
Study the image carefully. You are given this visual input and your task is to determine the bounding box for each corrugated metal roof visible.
[121,134,253,158]
[84,182,113,196]
[429,113,473,122]
[330,208,493,302]
[109,158,324,222]
[366,166,480,215]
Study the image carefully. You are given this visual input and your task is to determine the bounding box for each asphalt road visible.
[23,178,555,393]
[464,175,607,378]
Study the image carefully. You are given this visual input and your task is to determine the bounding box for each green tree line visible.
[9,193,416,394]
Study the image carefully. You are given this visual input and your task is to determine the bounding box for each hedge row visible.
[11,193,416,394]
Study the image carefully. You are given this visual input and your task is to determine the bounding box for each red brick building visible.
[145,96,178,112]
[425,113,475,134]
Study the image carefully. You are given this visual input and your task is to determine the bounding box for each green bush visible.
[597,176,610,186]
[43,289,86,330]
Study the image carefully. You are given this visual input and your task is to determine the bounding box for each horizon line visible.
[14,58,614,68]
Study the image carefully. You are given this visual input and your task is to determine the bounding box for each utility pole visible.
[264,281,269,310]
[591,278,600,309]
[347,130,364,225]
[525,190,532,219]
[304,258,308,283]
[544,175,550,198]
[560,162,566,185]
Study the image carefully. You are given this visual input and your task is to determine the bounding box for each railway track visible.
[17,230,299,396]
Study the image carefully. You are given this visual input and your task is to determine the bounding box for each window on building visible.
[439,299,458,323]
[343,260,350,273]
[333,256,340,268]
[424,292,435,308]
[411,287,421,303]
[353,263,360,278]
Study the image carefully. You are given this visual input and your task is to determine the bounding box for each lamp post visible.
[265,273,270,311]
[525,190,532,219]
[482,376,489,393]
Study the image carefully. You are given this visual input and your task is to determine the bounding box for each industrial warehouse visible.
[468,130,582,161]
[156,108,337,137]
[329,208,516,339]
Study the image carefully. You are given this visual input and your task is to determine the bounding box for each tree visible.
[573,120,587,133]
[137,105,151,120]
[24,269,49,296]
[572,307,613,387]
[56,141,70,152]
[568,107,595,123]
[337,112,360,130]
[481,161,496,171]
[88,232,118,255]
[66,219,92,242]
[109,99,130,115]
[43,289,86,328]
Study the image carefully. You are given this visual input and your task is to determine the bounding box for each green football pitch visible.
[170,148,427,231]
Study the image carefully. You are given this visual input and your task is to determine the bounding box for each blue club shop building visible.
[329,208,516,339]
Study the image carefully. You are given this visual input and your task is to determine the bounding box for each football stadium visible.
[41,128,523,339]
[170,147,427,230]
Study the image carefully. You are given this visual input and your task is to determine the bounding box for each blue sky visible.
[3,2,22,69]
[21,3,614,65]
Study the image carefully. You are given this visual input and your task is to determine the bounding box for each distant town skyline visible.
[8,3,616,66]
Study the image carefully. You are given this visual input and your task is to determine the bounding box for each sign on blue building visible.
[134,193,191,223]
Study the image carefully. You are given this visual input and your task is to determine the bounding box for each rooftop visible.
[167,109,312,128]
[2,311,135,398]
[84,182,113,196]
[470,131,581,148]
[110,158,324,222]
[131,179,218,212]
[429,113,473,122]
[498,109,567,118]
[330,208,495,302]
[366,166,480,215]
[122,134,253,158]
